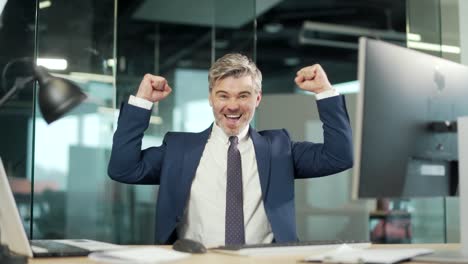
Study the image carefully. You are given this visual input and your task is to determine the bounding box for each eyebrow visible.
[215,91,228,95]
[215,90,252,95]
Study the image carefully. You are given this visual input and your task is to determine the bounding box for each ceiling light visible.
[407,33,422,41]
[36,58,67,71]
[39,0,51,9]
[106,59,115,68]
[299,21,406,50]
[302,21,406,41]
[68,72,113,83]
[407,41,461,54]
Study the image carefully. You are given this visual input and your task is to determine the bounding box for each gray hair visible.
[208,53,262,93]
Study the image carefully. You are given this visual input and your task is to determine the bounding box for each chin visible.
[221,126,239,136]
[219,119,248,136]
[225,129,239,136]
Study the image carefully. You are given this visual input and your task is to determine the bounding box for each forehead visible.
[212,75,255,92]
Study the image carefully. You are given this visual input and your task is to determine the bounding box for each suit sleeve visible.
[107,102,166,184]
[292,95,353,178]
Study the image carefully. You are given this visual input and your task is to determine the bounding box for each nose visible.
[226,99,240,111]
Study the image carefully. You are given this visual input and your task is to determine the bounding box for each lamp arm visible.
[0,76,35,108]
[1,57,32,92]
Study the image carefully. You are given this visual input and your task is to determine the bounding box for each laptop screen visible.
[0,158,34,257]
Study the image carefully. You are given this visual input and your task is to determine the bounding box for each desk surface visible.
[28,243,460,264]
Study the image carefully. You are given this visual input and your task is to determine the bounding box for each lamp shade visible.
[34,66,87,123]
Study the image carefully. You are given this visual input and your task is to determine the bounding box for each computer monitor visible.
[352,37,468,199]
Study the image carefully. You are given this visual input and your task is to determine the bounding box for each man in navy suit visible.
[108,53,353,247]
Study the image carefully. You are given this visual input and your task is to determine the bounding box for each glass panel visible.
[33,0,116,241]
[0,0,258,245]
[406,0,461,244]
[113,0,257,243]
[407,0,460,61]
[254,0,406,242]
[406,0,443,57]
[115,0,220,243]
[0,0,37,239]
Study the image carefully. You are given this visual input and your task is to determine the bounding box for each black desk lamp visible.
[0,59,86,263]
[0,58,87,123]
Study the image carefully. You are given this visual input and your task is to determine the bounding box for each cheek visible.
[241,104,255,116]
[211,102,224,112]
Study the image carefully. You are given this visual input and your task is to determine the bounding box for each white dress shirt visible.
[176,123,273,247]
[128,88,339,247]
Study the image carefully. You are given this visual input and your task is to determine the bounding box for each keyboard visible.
[30,240,91,257]
[211,240,372,256]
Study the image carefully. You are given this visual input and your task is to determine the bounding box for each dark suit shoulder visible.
[163,126,212,145]
[165,127,210,138]
[256,128,291,139]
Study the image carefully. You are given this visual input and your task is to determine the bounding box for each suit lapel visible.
[249,127,271,201]
[179,125,212,205]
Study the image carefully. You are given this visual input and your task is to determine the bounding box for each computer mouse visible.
[172,239,207,254]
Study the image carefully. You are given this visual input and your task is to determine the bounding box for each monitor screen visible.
[352,37,468,199]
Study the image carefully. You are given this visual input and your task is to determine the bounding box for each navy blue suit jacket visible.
[108,95,353,244]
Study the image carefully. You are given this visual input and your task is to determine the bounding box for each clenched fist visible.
[136,74,172,102]
[294,64,332,94]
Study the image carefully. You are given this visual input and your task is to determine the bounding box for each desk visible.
[28,244,460,264]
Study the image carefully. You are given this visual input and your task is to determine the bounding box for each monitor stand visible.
[413,116,468,263]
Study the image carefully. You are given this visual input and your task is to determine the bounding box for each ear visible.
[208,93,213,107]
[255,91,262,108]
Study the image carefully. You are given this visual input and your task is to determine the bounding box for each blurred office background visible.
[0,0,466,244]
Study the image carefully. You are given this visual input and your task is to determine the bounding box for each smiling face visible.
[209,75,262,136]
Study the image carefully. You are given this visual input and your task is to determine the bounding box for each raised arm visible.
[292,65,353,178]
[107,74,172,184]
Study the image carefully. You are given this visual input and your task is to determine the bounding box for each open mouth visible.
[225,114,242,120]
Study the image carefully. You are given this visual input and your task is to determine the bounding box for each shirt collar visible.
[212,123,250,145]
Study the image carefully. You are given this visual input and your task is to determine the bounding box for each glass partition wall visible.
[0,0,36,239]
[0,0,464,245]
[404,0,461,243]
[0,0,256,244]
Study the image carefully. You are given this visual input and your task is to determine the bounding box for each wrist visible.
[129,95,153,110]
[314,88,328,94]
[135,93,150,101]
[315,88,339,100]
[315,83,332,94]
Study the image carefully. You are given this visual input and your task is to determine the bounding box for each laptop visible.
[0,158,122,257]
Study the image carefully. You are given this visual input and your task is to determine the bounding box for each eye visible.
[240,94,249,99]
[218,94,228,99]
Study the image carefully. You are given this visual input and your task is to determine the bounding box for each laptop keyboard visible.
[30,240,91,257]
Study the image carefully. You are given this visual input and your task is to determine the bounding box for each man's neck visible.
[212,123,250,143]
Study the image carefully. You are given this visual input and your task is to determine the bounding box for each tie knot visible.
[229,136,238,146]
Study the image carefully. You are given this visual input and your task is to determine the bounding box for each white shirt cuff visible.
[315,88,340,100]
[128,95,154,110]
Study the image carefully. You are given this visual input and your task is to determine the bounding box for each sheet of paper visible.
[88,246,190,264]
[54,239,124,251]
[304,244,433,264]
